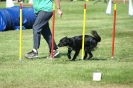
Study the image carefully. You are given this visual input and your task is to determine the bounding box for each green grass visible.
[0,1,133,88]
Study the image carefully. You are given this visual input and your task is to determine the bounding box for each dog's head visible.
[58,36,70,47]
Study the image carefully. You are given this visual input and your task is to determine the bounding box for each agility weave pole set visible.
[81,3,117,59]
[19,3,117,61]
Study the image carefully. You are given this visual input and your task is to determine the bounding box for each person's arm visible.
[55,0,63,17]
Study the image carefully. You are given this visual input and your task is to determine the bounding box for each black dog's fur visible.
[57,30,101,61]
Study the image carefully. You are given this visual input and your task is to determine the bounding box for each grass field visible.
[0,1,133,88]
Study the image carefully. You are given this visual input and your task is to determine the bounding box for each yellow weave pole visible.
[19,2,23,62]
[81,4,86,60]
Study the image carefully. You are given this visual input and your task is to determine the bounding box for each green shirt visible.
[33,0,53,13]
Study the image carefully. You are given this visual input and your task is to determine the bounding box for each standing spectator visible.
[25,0,63,59]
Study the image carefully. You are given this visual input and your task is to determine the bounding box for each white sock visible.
[32,49,37,53]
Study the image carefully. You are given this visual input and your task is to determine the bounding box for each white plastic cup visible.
[93,72,102,81]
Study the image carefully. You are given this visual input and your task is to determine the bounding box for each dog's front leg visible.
[67,47,72,59]
[85,48,93,60]
[83,52,88,60]
[87,51,93,60]
[71,50,80,61]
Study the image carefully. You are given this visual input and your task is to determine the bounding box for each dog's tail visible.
[91,30,101,42]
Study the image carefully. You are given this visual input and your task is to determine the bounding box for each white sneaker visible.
[47,50,59,58]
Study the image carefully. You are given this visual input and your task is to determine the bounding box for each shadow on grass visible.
[38,54,61,59]
[90,58,107,61]
[36,53,107,61]
[75,58,107,61]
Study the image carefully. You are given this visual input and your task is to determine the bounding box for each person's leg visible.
[41,22,58,53]
[33,11,53,49]
[40,12,59,57]
[25,11,52,58]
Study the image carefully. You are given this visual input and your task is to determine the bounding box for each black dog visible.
[57,30,101,61]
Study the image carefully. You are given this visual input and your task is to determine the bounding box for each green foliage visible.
[0,1,133,88]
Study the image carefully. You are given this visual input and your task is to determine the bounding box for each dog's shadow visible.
[89,58,107,61]
[76,58,107,61]
[37,53,106,61]
[58,53,107,61]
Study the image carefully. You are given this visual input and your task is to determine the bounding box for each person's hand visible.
[57,9,63,17]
